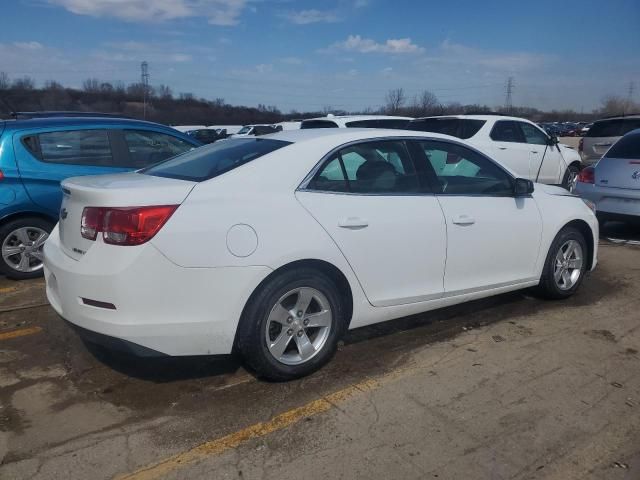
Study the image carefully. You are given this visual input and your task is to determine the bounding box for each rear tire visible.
[236,268,345,381]
[562,164,581,191]
[536,227,588,299]
[0,217,53,280]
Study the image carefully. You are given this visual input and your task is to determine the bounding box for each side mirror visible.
[514,178,534,196]
[547,135,559,146]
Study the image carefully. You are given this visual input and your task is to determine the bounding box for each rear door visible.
[516,121,562,184]
[297,139,447,307]
[480,120,531,178]
[13,128,128,214]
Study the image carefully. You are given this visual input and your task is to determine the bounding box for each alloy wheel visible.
[265,287,333,365]
[553,239,583,290]
[1,227,49,273]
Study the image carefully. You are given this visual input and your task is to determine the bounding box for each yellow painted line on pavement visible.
[0,286,17,294]
[116,378,381,480]
[0,326,43,340]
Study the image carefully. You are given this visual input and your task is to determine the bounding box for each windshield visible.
[142,138,291,182]
[237,126,252,134]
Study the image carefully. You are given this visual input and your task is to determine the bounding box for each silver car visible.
[574,129,640,224]
[579,115,640,165]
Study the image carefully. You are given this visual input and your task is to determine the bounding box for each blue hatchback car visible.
[0,116,202,279]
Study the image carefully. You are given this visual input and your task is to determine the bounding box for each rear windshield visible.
[605,133,640,159]
[300,120,339,129]
[407,118,485,139]
[142,138,291,182]
[587,118,640,137]
[345,119,410,129]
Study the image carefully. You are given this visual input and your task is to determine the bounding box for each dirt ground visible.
[0,222,639,480]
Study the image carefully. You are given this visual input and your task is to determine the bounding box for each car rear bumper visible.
[43,226,272,356]
[574,183,640,218]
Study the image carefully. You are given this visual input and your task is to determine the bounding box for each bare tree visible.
[12,76,35,90]
[44,80,64,90]
[385,88,405,114]
[600,95,633,116]
[82,78,100,92]
[0,72,10,90]
[157,84,173,99]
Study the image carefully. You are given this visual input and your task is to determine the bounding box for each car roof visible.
[412,114,530,122]
[0,116,182,132]
[593,114,640,122]
[302,115,413,122]
[262,127,459,144]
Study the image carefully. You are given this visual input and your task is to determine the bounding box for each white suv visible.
[301,115,412,129]
[409,115,583,189]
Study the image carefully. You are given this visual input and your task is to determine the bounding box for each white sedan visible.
[44,129,598,380]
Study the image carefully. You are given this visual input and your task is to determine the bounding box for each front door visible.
[411,139,543,294]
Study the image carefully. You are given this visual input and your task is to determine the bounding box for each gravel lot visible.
[0,222,639,480]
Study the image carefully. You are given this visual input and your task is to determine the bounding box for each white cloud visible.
[324,35,424,54]
[437,39,549,72]
[282,9,340,25]
[13,41,44,50]
[280,56,303,65]
[47,0,249,26]
[255,63,273,74]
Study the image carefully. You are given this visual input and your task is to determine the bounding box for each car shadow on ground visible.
[600,221,640,243]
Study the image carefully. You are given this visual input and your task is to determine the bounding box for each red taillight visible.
[81,205,178,246]
[0,169,4,181]
[577,166,595,184]
[578,138,584,153]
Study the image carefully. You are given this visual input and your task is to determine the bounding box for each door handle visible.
[338,217,369,229]
[452,214,476,226]
[498,147,508,150]
[594,142,612,147]
[531,150,539,154]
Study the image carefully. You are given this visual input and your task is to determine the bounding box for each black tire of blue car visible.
[0,217,54,280]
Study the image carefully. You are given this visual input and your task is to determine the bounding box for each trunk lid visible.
[59,172,196,260]
[596,157,640,191]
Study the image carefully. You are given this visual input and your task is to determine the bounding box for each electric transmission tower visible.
[626,81,635,114]
[141,61,149,119]
[504,76,514,113]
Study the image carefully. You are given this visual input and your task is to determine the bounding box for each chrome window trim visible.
[297,135,518,198]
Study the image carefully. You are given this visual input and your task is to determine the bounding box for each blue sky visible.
[2,0,639,112]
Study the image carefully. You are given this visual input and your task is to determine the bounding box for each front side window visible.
[416,140,513,196]
[490,121,523,143]
[123,130,195,168]
[24,129,113,166]
[308,140,420,194]
[143,138,290,182]
[518,122,549,145]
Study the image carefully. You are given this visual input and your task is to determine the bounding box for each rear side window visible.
[345,119,410,129]
[300,120,339,129]
[23,129,113,166]
[123,130,195,168]
[407,118,485,139]
[605,133,640,159]
[490,121,523,143]
[143,138,290,182]
[587,119,640,137]
[308,140,420,194]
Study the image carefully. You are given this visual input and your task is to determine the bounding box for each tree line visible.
[0,73,636,125]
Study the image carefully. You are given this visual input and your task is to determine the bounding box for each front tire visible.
[536,227,588,299]
[236,268,345,381]
[0,217,53,280]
